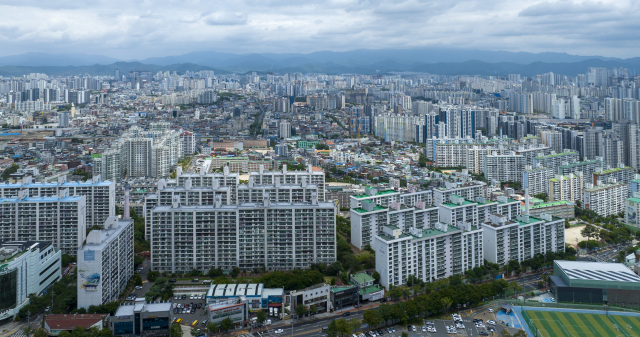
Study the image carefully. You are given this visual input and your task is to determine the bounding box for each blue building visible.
[206,283,284,313]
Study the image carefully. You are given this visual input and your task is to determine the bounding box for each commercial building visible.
[206,298,250,327]
[149,195,336,273]
[77,216,134,309]
[550,261,640,305]
[350,273,384,302]
[0,189,86,255]
[110,302,173,336]
[0,175,115,226]
[289,283,331,314]
[205,283,284,312]
[329,285,358,311]
[583,182,629,217]
[481,213,565,266]
[374,223,483,288]
[45,314,108,336]
[0,241,61,321]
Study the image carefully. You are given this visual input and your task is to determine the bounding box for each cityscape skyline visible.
[0,0,639,59]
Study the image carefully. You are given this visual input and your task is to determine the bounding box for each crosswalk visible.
[10,330,27,337]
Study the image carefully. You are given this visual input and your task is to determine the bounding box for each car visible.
[412,325,416,331]
[190,295,194,300]
[181,295,187,300]
[377,329,384,335]
[407,326,411,331]
[487,320,496,325]
[191,308,196,314]
[488,309,493,313]
[342,312,351,317]
[201,320,208,326]
[422,326,426,332]
[135,286,143,290]
[192,278,199,282]
[45,306,51,312]
[169,279,177,282]
[275,329,284,334]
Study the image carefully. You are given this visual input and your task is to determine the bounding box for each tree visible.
[207,322,219,335]
[534,193,548,202]
[169,323,183,337]
[256,310,267,324]
[220,317,235,332]
[296,304,308,318]
[134,274,143,286]
[191,327,200,336]
[441,297,453,315]
[34,329,48,337]
[1,164,19,180]
[325,319,339,337]
[372,271,380,284]
[581,224,598,247]
[310,305,318,316]
[362,309,382,329]
[348,318,361,334]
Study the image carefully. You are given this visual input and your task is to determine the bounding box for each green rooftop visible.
[525,200,574,209]
[514,216,545,226]
[442,199,476,207]
[331,286,356,292]
[351,273,375,284]
[352,189,397,199]
[359,285,384,295]
[353,205,387,213]
[628,197,640,203]
[559,159,601,168]
[536,151,577,159]
[595,166,632,175]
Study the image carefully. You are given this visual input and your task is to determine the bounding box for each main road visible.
[251,96,266,137]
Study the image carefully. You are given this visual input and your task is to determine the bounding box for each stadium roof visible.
[555,261,640,283]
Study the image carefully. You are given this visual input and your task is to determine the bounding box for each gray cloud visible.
[0,0,637,59]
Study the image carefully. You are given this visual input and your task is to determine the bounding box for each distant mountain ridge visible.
[0,48,639,77]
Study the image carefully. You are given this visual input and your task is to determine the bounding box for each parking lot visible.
[171,293,209,330]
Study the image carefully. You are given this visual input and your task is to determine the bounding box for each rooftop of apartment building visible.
[535,151,578,158]
[352,205,387,213]
[527,200,574,209]
[584,182,628,191]
[595,166,633,175]
[352,189,398,199]
[151,201,335,212]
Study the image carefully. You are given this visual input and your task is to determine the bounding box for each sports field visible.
[523,309,640,337]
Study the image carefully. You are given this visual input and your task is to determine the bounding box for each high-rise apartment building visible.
[0,189,86,255]
[77,216,134,309]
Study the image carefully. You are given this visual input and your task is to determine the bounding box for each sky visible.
[0,0,638,59]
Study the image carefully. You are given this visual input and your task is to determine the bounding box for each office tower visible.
[58,112,69,128]
[279,121,291,139]
[0,241,61,319]
[0,189,86,255]
[612,121,639,170]
[582,128,604,160]
[77,216,134,309]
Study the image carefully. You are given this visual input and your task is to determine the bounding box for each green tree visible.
[191,327,200,336]
[372,271,380,284]
[134,274,142,286]
[256,309,267,324]
[207,322,219,335]
[220,317,234,332]
[169,322,183,337]
[441,297,453,315]
[296,304,308,318]
[309,304,318,316]
[401,332,409,337]
[348,318,361,333]
[34,329,48,337]
[325,319,339,337]
[534,193,548,202]
[581,224,598,247]
[362,309,382,329]
[1,164,19,180]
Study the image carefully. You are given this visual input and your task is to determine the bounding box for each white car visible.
[274,329,284,334]
[487,320,496,325]
[135,286,143,290]
[489,309,493,313]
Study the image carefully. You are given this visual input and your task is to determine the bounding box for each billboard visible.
[77,249,102,309]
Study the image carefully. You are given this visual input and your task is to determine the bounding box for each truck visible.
[269,307,274,316]
[275,308,279,318]
[265,319,272,326]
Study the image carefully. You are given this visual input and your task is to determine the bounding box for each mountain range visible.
[0,48,639,77]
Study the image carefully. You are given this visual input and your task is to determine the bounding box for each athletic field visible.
[523,309,640,337]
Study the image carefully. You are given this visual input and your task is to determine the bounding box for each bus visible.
[192,320,199,326]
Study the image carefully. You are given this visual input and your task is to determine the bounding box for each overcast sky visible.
[0,0,637,59]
